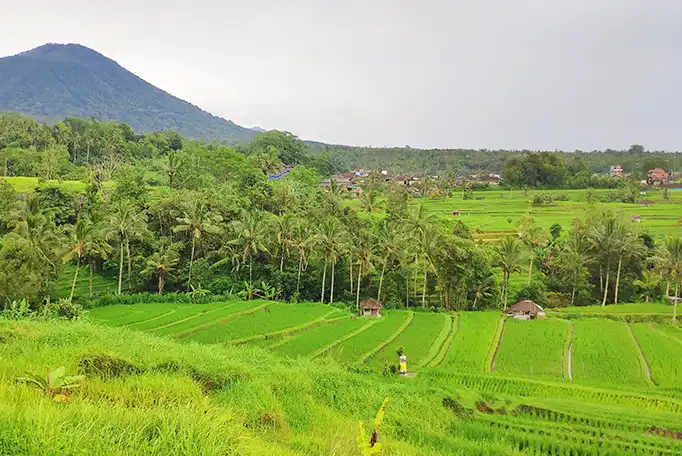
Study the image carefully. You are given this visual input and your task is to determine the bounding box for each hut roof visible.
[360,299,383,310]
[509,300,544,314]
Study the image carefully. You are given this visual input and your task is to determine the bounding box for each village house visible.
[610,165,624,178]
[359,299,383,317]
[507,300,546,320]
[647,168,670,185]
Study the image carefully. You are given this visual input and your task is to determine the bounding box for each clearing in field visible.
[571,319,649,386]
[493,318,569,380]
[366,312,449,369]
[442,312,502,373]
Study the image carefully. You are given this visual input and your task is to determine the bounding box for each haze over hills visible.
[0,43,258,143]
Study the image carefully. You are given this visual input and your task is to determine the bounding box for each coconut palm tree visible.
[141,241,180,294]
[376,220,404,301]
[588,215,622,307]
[314,217,347,303]
[494,236,525,311]
[360,189,384,213]
[654,236,682,324]
[353,232,377,311]
[290,221,313,294]
[275,214,298,272]
[633,270,662,303]
[229,209,271,298]
[518,216,547,285]
[612,224,646,304]
[560,230,593,306]
[173,200,223,286]
[110,201,148,295]
[418,225,443,308]
[63,216,95,300]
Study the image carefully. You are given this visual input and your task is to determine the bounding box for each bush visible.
[81,292,233,308]
[514,281,548,307]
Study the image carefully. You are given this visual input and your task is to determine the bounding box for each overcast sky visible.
[2,0,682,150]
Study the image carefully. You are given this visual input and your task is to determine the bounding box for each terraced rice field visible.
[443,312,502,373]
[273,317,372,357]
[324,311,412,364]
[493,318,569,380]
[571,319,649,386]
[367,312,450,368]
[631,323,682,387]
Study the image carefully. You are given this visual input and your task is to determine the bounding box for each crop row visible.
[443,312,501,372]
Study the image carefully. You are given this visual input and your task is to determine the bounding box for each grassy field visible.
[442,312,502,373]
[493,318,569,380]
[4,318,682,455]
[631,323,682,387]
[571,319,649,387]
[347,187,682,238]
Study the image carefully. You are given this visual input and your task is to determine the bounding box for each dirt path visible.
[426,313,460,367]
[564,322,574,381]
[489,317,506,372]
[627,324,655,386]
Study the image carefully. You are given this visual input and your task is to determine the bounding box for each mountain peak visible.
[0,43,257,142]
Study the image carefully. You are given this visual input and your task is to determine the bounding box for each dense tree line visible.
[309,143,682,186]
[1,115,680,324]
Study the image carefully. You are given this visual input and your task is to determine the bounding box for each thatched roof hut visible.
[508,300,546,320]
[360,299,383,317]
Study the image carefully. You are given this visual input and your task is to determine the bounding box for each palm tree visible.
[166,150,183,189]
[313,217,347,303]
[653,236,682,325]
[633,271,661,303]
[290,221,313,293]
[494,237,525,311]
[9,195,60,268]
[110,201,148,295]
[141,241,180,294]
[418,225,443,308]
[173,200,223,286]
[518,216,547,285]
[229,209,271,298]
[588,215,622,306]
[471,275,495,309]
[561,230,593,306]
[275,214,298,272]
[376,220,403,301]
[612,224,645,304]
[405,205,436,301]
[360,189,384,213]
[353,232,377,311]
[63,216,95,300]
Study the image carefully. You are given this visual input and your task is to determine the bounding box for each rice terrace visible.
[4,14,682,455]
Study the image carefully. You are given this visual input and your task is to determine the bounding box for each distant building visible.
[507,300,546,320]
[610,165,624,178]
[360,299,383,317]
[647,168,670,185]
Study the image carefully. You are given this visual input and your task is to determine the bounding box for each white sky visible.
[2,0,682,150]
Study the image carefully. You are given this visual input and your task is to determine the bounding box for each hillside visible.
[0,43,256,142]
[3,313,682,455]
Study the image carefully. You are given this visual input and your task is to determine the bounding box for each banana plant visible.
[17,366,86,402]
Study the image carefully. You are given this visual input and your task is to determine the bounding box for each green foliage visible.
[17,366,86,401]
[514,281,549,307]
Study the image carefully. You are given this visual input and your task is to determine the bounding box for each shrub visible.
[514,281,549,307]
[79,355,143,379]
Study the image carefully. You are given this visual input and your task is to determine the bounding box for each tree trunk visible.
[666,279,670,298]
[349,255,353,294]
[188,237,196,286]
[69,256,81,300]
[601,259,611,307]
[126,238,132,291]
[413,257,418,301]
[297,255,303,293]
[159,269,165,294]
[473,295,478,309]
[422,269,428,308]
[377,256,388,301]
[117,240,124,295]
[329,260,335,304]
[614,254,623,304]
[503,272,508,311]
[405,273,409,309]
[673,284,678,326]
[599,265,603,293]
[355,263,362,312]
[280,251,285,272]
[249,255,253,299]
[89,261,94,298]
[321,257,327,303]
[527,259,533,285]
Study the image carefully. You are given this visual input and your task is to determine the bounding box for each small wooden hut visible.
[508,300,546,320]
[360,299,383,317]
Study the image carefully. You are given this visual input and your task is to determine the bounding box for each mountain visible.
[0,43,257,143]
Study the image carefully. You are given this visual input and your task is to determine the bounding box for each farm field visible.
[442,311,502,373]
[571,319,649,386]
[555,303,673,315]
[273,317,371,357]
[346,187,682,238]
[5,317,682,455]
[631,323,682,387]
[493,318,569,380]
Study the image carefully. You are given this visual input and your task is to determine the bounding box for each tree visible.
[560,229,593,306]
[612,223,645,304]
[360,189,384,213]
[518,215,547,285]
[141,241,180,294]
[494,237,525,310]
[314,217,347,303]
[376,221,403,301]
[63,216,94,300]
[229,210,271,298]
[173,201,223,286]
[110,201,148,294]
[274,214,298,272]
[37,144,69,180]
[353,232,377,311]
[418,225,443,308]
[588,214,622,306]
[653,237,682,324]
[291,220,313,294]
[0,233,49,305]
